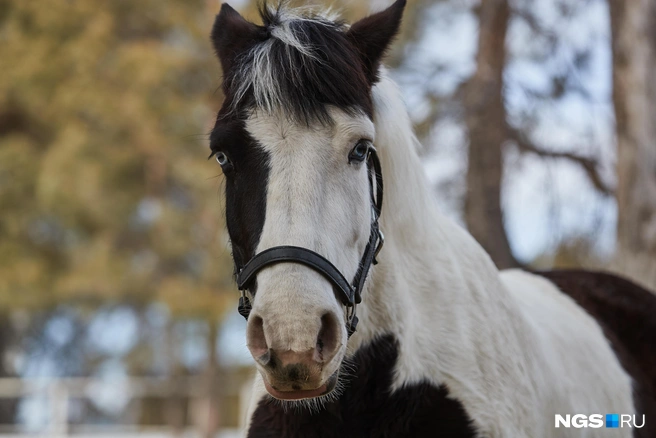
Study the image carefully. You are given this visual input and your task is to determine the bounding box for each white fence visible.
[0,378,247,437]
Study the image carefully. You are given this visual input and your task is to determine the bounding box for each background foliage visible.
[0,0,234,314]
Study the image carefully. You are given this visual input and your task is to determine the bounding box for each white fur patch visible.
[243,107,374,400]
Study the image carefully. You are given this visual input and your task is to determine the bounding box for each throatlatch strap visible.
[351,223,380,304]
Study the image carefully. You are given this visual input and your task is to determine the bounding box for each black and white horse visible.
[208,1,656,436]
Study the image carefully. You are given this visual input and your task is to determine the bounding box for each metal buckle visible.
[373,228,385,263]
[238,290,251,320]
[346,304,358,338]
[346,303,356,323]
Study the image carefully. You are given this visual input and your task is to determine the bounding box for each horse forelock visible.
[221,2,373,125]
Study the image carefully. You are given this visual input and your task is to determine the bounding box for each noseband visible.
[234,149,384,337]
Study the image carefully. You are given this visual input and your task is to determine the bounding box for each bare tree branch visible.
[506,126,614,196]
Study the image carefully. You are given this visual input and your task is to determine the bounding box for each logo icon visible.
[606,414,619,428]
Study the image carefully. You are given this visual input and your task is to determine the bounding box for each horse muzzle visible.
[255,348,341,400]
[263,369,339,401]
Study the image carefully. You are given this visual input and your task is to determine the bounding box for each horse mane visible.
[221,1,373,124]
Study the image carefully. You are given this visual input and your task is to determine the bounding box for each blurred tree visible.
[428,0,654,286]
[0,314,16,424]
[407,0,615,269]
[0,0,234,317]
[609,0,656,289]
[461,0,517,269]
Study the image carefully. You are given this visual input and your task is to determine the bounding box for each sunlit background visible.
[0,0,654,436]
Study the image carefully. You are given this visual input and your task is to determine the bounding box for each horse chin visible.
[264,370,340,402]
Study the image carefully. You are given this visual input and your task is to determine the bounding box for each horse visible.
[207,1,656,436]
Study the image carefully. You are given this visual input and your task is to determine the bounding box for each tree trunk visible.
[462,0,517,269]
[202,320,221,438]
[164,322,186,436]
[609,0,656,289]
[0,315,17,425]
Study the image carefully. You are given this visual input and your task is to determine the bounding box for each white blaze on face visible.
[245,107,374,363]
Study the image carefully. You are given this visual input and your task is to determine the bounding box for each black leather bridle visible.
[233,149,384,337]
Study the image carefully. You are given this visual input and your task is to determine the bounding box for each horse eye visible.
[349,140,370,164]
[215,152,234,173]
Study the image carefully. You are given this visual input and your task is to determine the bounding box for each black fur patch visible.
[211,1,407,125]
[210,110,269,272]
[538,270,656,438]
[247,334,477,438]
[226,6,373,124]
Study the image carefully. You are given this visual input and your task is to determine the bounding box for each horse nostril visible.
[247,315,269,364]
[315,312,340,363]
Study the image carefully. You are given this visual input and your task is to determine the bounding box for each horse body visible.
[208,2,655,436]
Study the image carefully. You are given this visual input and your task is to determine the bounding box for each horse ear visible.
[347,0,406,83]
[211,4,266,75]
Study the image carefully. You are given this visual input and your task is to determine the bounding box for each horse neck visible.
[370,75,447,245]
[352,73,521,364]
